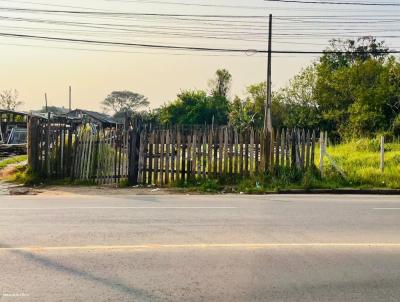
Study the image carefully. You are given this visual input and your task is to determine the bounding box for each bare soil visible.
[37,186,182,196]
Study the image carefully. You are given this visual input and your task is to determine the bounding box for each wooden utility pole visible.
[264,14,273,134]
[262,14,273,173]
[69,86,72,111]
[45,93,48,112]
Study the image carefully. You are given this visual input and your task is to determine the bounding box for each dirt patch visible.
[8,186,38,195]
[36,185,185,196]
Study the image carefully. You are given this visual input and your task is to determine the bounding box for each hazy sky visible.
[0,0,398,113]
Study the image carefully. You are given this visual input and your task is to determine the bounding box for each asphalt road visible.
[1,194,400,302]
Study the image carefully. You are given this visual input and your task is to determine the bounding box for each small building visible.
[66,109,121,129]
[0,109,30,144]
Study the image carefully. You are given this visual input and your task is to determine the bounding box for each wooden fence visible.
[28,117,129,184]
[28,117,317,186]
[135,127,316,186]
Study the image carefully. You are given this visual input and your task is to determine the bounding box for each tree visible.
[209,69,232,98]
[314,37,398,139]
[261,36,399,140]
[229,96,258,130]
[320,36,389,70]
[316,57,400,139]
[226,73,264,129]
[102,91,149,117]
[272,65,320,129]
[0,89,22,110]
[159,69,232,125]
[159,90,230,125]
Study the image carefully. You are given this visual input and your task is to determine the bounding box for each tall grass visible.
[323,139,400,189]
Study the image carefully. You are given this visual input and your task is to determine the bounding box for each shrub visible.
[392,115,400,137]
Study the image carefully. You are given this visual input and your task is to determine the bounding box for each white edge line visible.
[2,243,400,252]
[0,207,238,210]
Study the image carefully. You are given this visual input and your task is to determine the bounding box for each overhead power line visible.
[1,32,399,54]
[0,7,266,18]
[264,0,400,6]
[105,0,267,10]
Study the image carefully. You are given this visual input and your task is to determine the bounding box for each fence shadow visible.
[1,242,165,302]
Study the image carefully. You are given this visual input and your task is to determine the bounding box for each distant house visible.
[0,109,29,144]
[67,109,121,129]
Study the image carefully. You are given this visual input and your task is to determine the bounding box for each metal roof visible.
[0,109,48,120]
[67,109,120,124]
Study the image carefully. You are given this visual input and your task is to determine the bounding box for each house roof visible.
[0,109,28,116]
[67,109,120,124]
[0,109,47,120]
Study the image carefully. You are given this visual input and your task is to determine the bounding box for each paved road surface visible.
[1,194,400,301]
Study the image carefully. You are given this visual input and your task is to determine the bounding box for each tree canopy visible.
[159,90,230,125]
[209,69,232,98]
[0,89,22,111]
[315,38,399,139]
[159,70,231,125]
[102,90,149,117]
[260,37,400,140]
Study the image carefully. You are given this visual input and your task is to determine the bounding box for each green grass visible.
[0,155,27,170]
[322,139,400,189]
[12,167,42,186]
[172,138,400,193]
[10,138,400,192]
[173,178,222,193]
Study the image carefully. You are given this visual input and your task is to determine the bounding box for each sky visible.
[0,0,398,113]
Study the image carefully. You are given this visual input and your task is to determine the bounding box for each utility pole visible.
[69,86,72,111]
[264,14,273,134]
[262,14,273,172]
[44,93,48,112]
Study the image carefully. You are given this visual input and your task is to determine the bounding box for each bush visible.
[392,115,400,137]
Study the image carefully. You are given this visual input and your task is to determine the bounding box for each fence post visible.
[27,115,38,172]
[45,112,51,177]
[319,131,325,177]
[128,119,141,186]
[380,136,385,173]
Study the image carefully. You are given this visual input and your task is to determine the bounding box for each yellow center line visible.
[2,243,400,252]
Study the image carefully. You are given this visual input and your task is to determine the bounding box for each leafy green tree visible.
[320,36,389,70]
[273,65,320,129]
[262,36,399,140]
[209,69,232,98]
[160,70,232,125]
[316,57,400,139]
[135,108,161,125]
[229,96,258,130]
[229,82,265,129]
[102,90,149,117]
[160,90,230,125]
[315,37,399,139]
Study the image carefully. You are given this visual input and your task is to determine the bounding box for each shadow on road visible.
[1,242,165,302]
